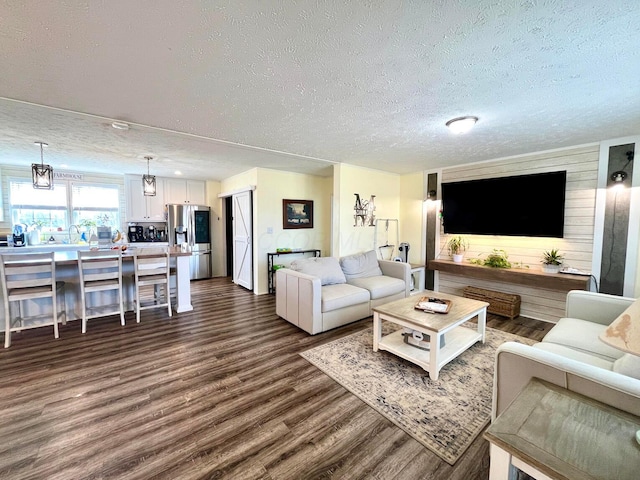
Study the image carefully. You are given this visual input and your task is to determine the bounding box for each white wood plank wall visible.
[437,145,600,323]
[0,165,126,231]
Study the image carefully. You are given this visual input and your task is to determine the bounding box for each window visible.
[10,181,69,228]
[9,179,120,230]
[71,184,120,229]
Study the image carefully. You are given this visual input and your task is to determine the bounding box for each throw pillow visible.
[289,257,346,285]
[339,250,383,279]
[600,299,640,354]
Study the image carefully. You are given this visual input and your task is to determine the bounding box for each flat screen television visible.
[441,171,566,238]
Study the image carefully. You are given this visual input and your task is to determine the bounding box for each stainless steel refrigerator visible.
[167,204,212,279]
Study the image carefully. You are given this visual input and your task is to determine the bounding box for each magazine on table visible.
[414,296,451,314]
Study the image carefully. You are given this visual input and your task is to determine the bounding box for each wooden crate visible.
[463,286,521,320]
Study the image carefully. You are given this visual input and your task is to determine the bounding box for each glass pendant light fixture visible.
[142,156,157,196]
[32,141,54,189]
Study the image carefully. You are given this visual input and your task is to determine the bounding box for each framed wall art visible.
[283,199,314,229]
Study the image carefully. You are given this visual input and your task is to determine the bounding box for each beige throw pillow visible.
[340,250,383,279]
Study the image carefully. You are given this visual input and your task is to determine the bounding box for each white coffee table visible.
[372,291,489,380]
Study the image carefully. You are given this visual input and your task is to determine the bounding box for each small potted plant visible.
[542,248,564,273]
[447,235,468,263]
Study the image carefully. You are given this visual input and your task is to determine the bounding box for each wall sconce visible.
[609,151,634,188]
[32,141,54,190]
[142,156,157,196]
[611,171,628,184]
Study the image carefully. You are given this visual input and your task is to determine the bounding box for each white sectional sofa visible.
[275,250,411,335]
[493,290,640,421]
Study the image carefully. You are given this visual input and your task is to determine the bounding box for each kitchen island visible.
[0,245,193,334]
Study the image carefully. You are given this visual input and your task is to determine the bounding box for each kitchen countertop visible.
[0,242,170,254]
[49,247,190,265]
[0,244,192,260]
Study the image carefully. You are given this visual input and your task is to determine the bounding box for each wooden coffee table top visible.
[373,290,489,333]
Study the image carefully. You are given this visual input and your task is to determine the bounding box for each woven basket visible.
[463,286,521,320]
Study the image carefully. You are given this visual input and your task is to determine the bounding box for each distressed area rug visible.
[300,323,534,465]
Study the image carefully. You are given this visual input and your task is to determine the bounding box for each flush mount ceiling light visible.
[446,116,478,134]
[142,156,157,196]
[32,141,54,190]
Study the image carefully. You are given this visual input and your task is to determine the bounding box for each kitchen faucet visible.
[68,224,80,244]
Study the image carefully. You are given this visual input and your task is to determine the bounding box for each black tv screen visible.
[441,171,566,238]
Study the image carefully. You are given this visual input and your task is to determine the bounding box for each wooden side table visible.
[484,379,640,480]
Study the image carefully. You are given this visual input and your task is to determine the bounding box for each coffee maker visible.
[127,225,144,243]
[12,224,27,247]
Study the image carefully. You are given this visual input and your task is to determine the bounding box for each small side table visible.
[484,378,640,480]
[409,264,426,296]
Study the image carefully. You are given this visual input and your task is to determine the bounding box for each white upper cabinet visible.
[164,178,206,205]
[125,175,166,222]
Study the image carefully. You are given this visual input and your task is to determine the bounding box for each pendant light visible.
[32,141,54,189]
[142,156,156,196]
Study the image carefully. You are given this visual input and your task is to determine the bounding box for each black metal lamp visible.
[142,156,156,196]
[32,141,54,190]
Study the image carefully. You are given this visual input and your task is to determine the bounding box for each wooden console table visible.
[267,249,321,294]
[428,259,590,291]
[485,379,640,480]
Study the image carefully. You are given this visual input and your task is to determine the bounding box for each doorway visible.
[222,190,254,291]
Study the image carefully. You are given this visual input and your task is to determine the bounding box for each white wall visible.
[206,179,224,277]
[254,168,332,294]
[332,164,401,258]
[399,171,426,265]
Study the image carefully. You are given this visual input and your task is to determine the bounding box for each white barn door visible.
[232,191,253,290]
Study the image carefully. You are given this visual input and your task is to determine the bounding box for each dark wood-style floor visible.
[0,278,552,480]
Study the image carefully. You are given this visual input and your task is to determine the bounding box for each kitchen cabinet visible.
[125,175,166,222]
[164,178,206,205]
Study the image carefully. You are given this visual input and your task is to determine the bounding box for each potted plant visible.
[447,235,468,263]
[469,249,512,268]
[542,248,564,273]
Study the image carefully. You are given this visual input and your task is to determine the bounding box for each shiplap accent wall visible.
[437,145,600,322]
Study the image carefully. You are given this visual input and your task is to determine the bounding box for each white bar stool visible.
[77,249,125,333]
[0,252,66,348]
[133,247,172,323]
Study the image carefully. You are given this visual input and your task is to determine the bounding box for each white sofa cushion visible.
[532,342,614,370]
[339,250,383,279]
[542,317,625,362]
[347,275,405,300]
[613,354,640,380]
[290,257,346,285]
[321,283,370,312]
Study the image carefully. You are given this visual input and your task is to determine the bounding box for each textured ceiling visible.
[0,1,639,180]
